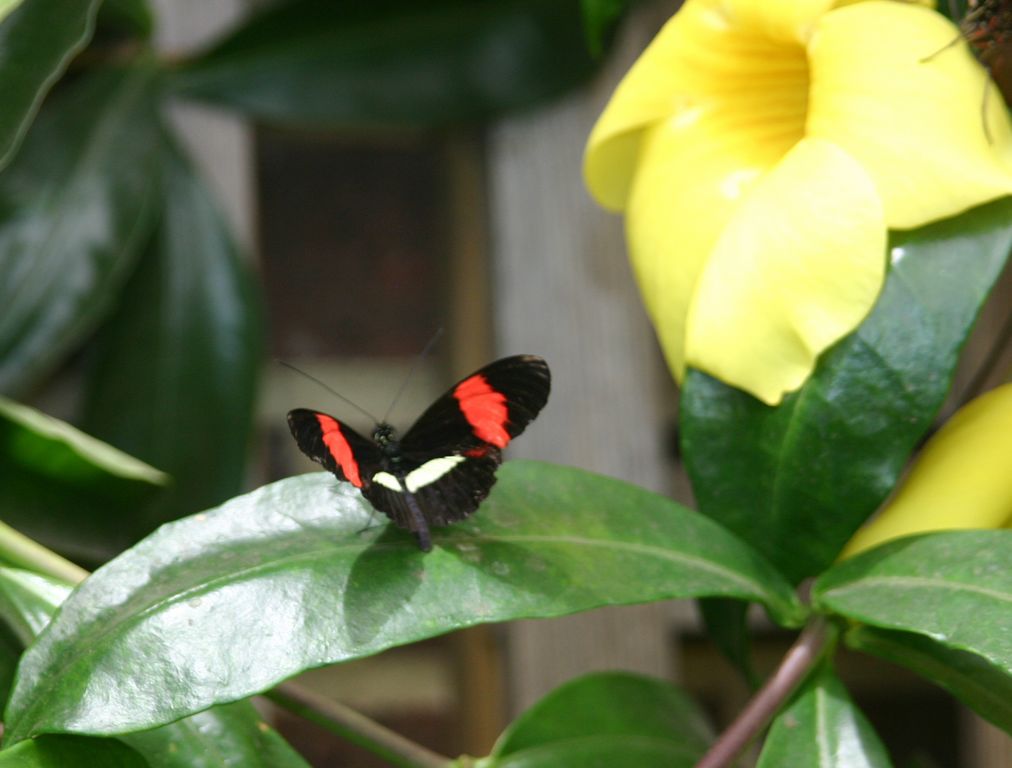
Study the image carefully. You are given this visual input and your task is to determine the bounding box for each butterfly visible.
[287,355,550,551]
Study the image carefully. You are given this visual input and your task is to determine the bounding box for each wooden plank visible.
[487,4,677,713]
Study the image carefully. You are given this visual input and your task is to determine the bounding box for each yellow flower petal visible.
[684,138,886,404]
[585,0,816,211]
[842,383,1012,558]
[808,1,1012,229]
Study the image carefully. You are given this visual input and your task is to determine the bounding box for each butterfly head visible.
[372,422,401,457]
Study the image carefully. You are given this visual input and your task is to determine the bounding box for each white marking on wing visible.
[372,472,402,491]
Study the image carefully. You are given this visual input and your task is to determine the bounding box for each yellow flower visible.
[842,383,1012,558]
[585,0,1012,405]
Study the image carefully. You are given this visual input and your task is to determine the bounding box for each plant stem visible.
[0,520,88,584]
[694,617,831,768]
[265,681,452,768]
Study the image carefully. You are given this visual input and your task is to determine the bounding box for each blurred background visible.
[4,0,1011,765]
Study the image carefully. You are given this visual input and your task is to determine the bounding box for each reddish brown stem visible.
[694,617,831,768]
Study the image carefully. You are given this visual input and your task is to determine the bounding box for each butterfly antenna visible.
[382,326,444,424]
[277,360,380,423]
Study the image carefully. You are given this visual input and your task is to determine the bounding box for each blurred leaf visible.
[172,0,598,126]
[846,625,1012,734]
[816,531,1012,730]
[580,0,632,56]
[0,1,23,25]
[0,0,101,169]
[0,65,161,396]
[488,671,711,767]
[96,0,152,38]
[681,197,1012,583]
[0,568,71,646]
[80,127,262,534]
[4,462,804,740]
[0,396,166,562]
[698,597,757,689]
[0,621,20,704]
[0,736,146,767]
[756,663,893,767]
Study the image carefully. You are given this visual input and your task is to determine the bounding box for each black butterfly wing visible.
[401,354,551,457]
[388,354,551,525]
[286,409,383,490]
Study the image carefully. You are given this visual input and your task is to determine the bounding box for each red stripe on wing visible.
[316,414,364,487]
[454,374,510,448]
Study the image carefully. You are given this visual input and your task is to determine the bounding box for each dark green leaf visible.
[96,0,152,38]
[846,625,1012,734]
[0,621,21,704]
[815,532,1012,710]
[681,197,1012,583]
[4,462,804,740]
[0,398,166,561]
[756,663,893,767]
[0,0,100,169]
[0,736,146,767]
[490,671,711,767]
[0,65,161,396]
[697,597,757,689]
[80,127,262,533]
[580,0,632,57]
[171,0,598,126]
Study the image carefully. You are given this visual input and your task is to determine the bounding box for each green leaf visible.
[580,0,633,57]
[756,663,893,767]
[4,462,804,740]
[814,530,1011,670]
[0,568,71,646]
[0,736,147,767]
[487,671,711,767]
[0,571,310,767]
[0,621,21,704]
[171,0,598,126]
[815,531,1012,724]
[96,0,152,38]
[680,197,1012,583]
[845,625,1012,734]
[0,1,24,25]
[0,396,167,562]
[0,65,161,397]
[122,701,311,768]
[698,597,757,689]
[0,0,100,169]
[80,127,262,533]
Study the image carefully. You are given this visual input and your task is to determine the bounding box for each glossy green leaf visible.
[0,0,100,169]
[814,531,1011,681]
[4,461,804,741]
[0,65,161,397]
[172,0,598,126]
[80,128,262,534]
[815,531,1012,737]
[681,197,1012,583]
[0,736,146,768]
[0,571,310,767]
[756,663,892,767]
[846,625,1012,734]
[487,671,711,767]
[0,397,166,562]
